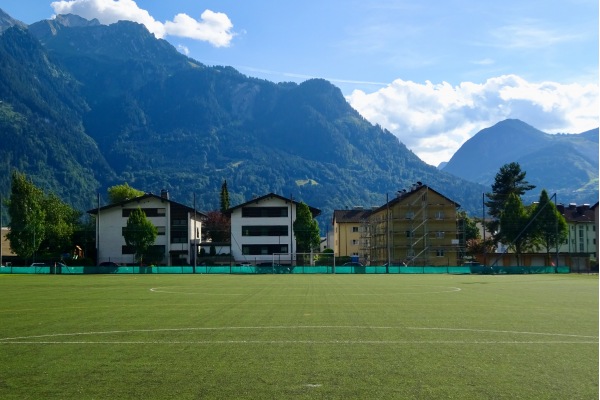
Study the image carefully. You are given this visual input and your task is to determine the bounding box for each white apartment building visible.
[88,191,205,265]
[226,193,320,265]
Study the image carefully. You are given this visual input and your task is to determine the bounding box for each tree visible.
[220,180,230,212]
[107,183,144,204]
[485,162,535,241]
[39,193,81,258]
[6,171,46,261]
[122,207,158,264]
[499,193,533,266]
[531,190,567,265]
[293,202,320,254]
[204,210,231,243]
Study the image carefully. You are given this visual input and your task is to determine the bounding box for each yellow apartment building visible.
[331,208,372,264]
[369,183,460,266]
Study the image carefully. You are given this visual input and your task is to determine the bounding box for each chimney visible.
[160,189,169,200]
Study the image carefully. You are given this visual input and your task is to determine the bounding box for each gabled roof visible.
[370,184,460,214]
[224,193,321,217]
[87,193,207,217]
[332,209,372,224]
[558,203,596,223]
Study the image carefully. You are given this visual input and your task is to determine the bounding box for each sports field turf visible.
[0,274,597,399]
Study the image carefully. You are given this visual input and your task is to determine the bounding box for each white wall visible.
[230,196,297,264]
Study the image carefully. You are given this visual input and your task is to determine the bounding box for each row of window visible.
[120,226,190,243]
[242,244,289,255]
[122,208,166,217]
[242,207,288,218]
[122,245,166,255]
[242,225,288,236]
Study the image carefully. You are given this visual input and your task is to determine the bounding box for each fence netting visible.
[0,264,570,275]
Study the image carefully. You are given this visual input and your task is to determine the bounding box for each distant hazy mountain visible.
[442,119,598,204]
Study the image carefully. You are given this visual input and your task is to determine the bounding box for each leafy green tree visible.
[220,180,230,212]
[108,183,144,204]
[293,202,320,254]
[531,190,568,265]
[499,193,533,266]
[6,171,46,262]
[39,193,81,258]
[123,207,158,264]
[485,162,535,241]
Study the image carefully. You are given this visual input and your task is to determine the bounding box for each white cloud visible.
[176,44,190,56]
[50,0,234,47]
[347,75,599,166]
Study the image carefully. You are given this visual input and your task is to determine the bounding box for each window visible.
[157,226,166,235]
[405,211,414,219]
[242,244,289,255]
[242,225,288,236]
[352,226,359,233]
[436,249,445,257]
[351,240,358,245]
[122,208,166,217]
[435,231,445,238]
[435,211,445,220]
[406,230,413,238]
[242,207,288,218]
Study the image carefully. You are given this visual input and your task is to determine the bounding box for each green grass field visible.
[0,274,597,399]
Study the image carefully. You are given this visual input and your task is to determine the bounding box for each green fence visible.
[0,264,571,275]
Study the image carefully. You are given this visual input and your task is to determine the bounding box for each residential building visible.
[87,190,205,265]
[332,208,372,264]
[1,227,17,265]
[556,202,597,271]
[369,183,460,266]
[225,193,321,265]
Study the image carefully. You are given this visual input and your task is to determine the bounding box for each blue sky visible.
[3,0,598,165]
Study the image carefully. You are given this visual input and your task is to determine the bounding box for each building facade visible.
[88,191,205,265]
[556,203,597,271]
[331,208,372,264]
[369,184,460,266]
[226,193,320,265]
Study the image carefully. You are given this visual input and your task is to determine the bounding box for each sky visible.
[3,0,599,166]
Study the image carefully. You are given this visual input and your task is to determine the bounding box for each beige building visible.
[1,227,17,265]
[331,208,372,263]
[369,183,460,266]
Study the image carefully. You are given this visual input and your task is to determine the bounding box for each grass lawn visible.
[0,274,597,399]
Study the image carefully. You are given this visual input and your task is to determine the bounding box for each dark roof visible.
[224,193,321,217]
[371,184,460,214]
[558,203,596,223]
[87,193,207,217]
[332,209,372,224]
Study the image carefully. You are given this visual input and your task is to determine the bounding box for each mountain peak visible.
[0,8,27,33]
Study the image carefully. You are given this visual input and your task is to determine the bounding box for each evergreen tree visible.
[220,180,230,212]
[122,207,158,264]
[531,190,567,265]
[6,171,46,262]
[485,162,535,241]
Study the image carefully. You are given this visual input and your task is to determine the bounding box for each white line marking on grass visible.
[149,286,462,295]
[1,340,597,345]
[407,327,599,338]
[1,326,596,342]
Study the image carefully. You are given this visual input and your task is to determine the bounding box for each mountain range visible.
[442,119,598,205]
[0,9,597,228]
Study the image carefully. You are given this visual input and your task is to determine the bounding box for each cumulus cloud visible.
[50,0,234,47]
[347,75,599,166]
